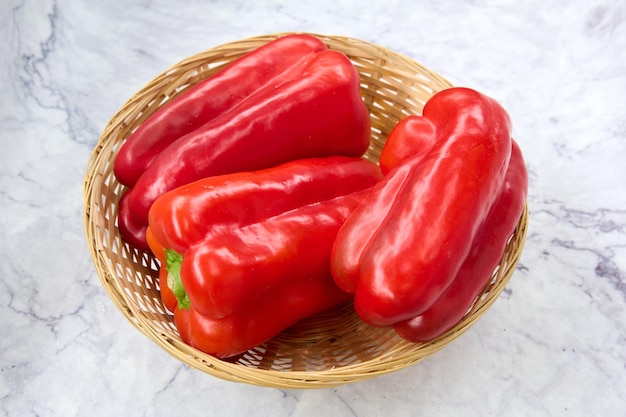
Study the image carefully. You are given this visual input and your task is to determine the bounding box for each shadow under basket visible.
[83,33,529,389]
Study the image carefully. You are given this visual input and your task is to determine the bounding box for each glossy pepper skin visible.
[171,272,352,359]
[146,156,381,358]
[119,48,371,251]
[394,141,527,342]
[330,87,513,327]
[378,115,436,175]
[113,34,327,187]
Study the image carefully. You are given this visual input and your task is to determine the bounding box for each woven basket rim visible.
[83,32,528,389]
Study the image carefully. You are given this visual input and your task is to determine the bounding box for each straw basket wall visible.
[83,33,529,389]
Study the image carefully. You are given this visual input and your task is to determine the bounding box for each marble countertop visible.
[2,0,625,416]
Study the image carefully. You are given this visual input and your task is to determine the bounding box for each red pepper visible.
[171,273,351,359]
[113,34,327,187]
[394,140,528,342]
[330,87,512,327]
[119,47,371,251]
[378,115,436,175]
[146,156,381,357]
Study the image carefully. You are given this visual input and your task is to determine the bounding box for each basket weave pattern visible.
[83,33,528,388]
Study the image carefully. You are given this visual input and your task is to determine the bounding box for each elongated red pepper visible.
[147,156,381,255]
[394,140,527,342]
[114,34,327,187]
[119,48,371,251]
[330,87,512,327]
[146,156,381,357]
[328,116,439,288]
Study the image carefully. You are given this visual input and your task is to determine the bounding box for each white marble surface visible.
[2,0,625,415]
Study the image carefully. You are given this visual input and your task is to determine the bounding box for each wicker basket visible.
[83,33,528,389]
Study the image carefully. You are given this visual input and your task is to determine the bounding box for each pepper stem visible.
[164,249,190,310]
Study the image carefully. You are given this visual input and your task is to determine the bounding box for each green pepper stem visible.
[164,249,191,310]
